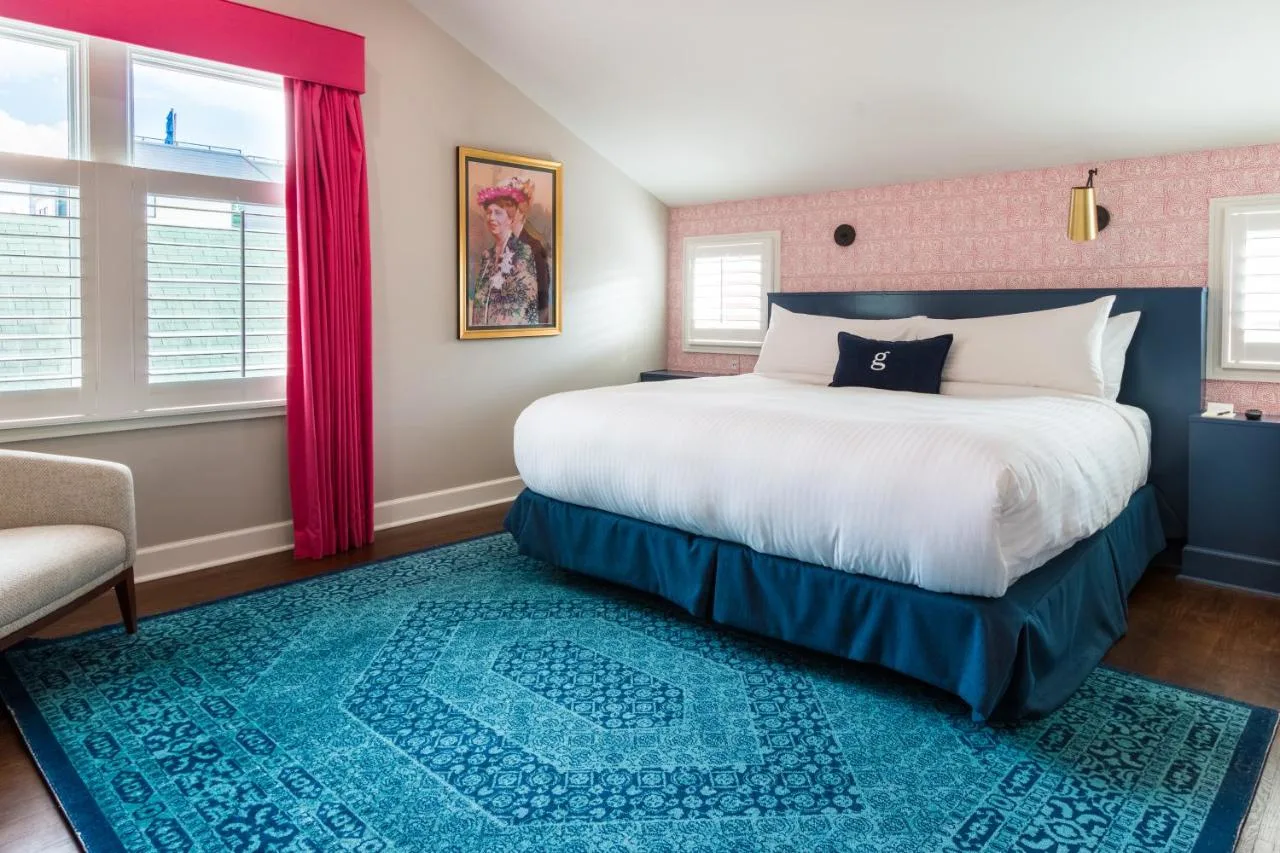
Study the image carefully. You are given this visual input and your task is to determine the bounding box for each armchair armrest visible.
[0,449,137,566]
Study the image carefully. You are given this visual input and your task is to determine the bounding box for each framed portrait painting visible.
[457,147,563,339]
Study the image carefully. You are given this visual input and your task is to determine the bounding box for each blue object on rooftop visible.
[164,109,177,145]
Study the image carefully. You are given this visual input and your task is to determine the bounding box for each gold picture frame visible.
[457,147,563,339]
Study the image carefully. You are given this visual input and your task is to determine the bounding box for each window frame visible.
[1208,194,1280,383]
[0,21,86,160]
[0,23,290,440]
[681,231,781,355]
[127,47,286,170]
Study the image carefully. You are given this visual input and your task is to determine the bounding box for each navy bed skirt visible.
[504,485,1167,721]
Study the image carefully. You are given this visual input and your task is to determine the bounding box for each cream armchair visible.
[0,449,138,651]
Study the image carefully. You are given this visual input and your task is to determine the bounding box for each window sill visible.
[0,401,285,444]
[1207,365,1280,384]
[682,343,763,356]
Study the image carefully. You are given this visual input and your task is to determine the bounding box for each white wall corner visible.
[134,476,524,583]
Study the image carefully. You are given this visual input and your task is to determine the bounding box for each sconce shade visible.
[1067,168,1110,242]
[1067,185,1099,242]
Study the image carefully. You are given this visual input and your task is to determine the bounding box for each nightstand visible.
[1184,414,1280,594]
[638,370,717,382]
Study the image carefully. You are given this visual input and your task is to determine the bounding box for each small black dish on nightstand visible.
[1245,409,1263,421]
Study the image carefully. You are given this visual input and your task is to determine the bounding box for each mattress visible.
[513,374,1151,597]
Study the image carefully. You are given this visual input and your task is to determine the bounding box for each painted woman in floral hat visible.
[471,181,540,327]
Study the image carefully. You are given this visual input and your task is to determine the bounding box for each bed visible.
[505,287,1207,721]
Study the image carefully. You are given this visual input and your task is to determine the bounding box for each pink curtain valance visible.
[0,0,365,93]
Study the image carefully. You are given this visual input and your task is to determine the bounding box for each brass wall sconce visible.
[1067,168,1111,242]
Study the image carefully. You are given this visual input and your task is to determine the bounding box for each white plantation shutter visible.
[0,181,81,393]
[683,232,779,351]
[145,195,287,385]
[1212,197,1280,377]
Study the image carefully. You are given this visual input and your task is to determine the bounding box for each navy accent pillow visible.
[829,332,955,394]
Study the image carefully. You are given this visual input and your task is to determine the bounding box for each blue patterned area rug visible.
[1,536,1274,853]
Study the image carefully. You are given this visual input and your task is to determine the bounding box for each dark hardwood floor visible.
[2,502,1278,851]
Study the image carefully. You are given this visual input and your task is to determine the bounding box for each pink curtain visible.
[285,79,374,559]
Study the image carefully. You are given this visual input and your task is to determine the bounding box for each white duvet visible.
[513,375,1151,597]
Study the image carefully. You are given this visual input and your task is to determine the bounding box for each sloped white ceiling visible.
[412,0,1280,206]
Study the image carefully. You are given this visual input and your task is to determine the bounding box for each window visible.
[1209,196,1280,381]
[0,18,287,434]
[146,195,287,385]
[0,180,80,392]
[131,53,285,182]
[0,26,80,159]
[682,232,780,353]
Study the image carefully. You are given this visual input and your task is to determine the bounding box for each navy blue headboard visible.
[769,288,1206,537]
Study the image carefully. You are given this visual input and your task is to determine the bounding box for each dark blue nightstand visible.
[1183,413,1280,594]
[638,370,717,382]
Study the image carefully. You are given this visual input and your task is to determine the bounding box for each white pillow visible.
[754,305,919,384]
[1101,312,1141,401]
[910,296,1116,397]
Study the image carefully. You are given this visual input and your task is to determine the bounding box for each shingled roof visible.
[134,139,285,183]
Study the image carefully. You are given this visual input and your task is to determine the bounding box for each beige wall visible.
[3,0,668,548]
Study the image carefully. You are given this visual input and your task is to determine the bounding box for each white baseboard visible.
[371,476,522,530]
[134,475,523,583]
[134,520,294,583]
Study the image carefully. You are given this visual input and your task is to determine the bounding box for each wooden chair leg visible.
[114,566,137,634]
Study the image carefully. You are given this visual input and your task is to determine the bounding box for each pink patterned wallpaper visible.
[667,144,1280,413]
